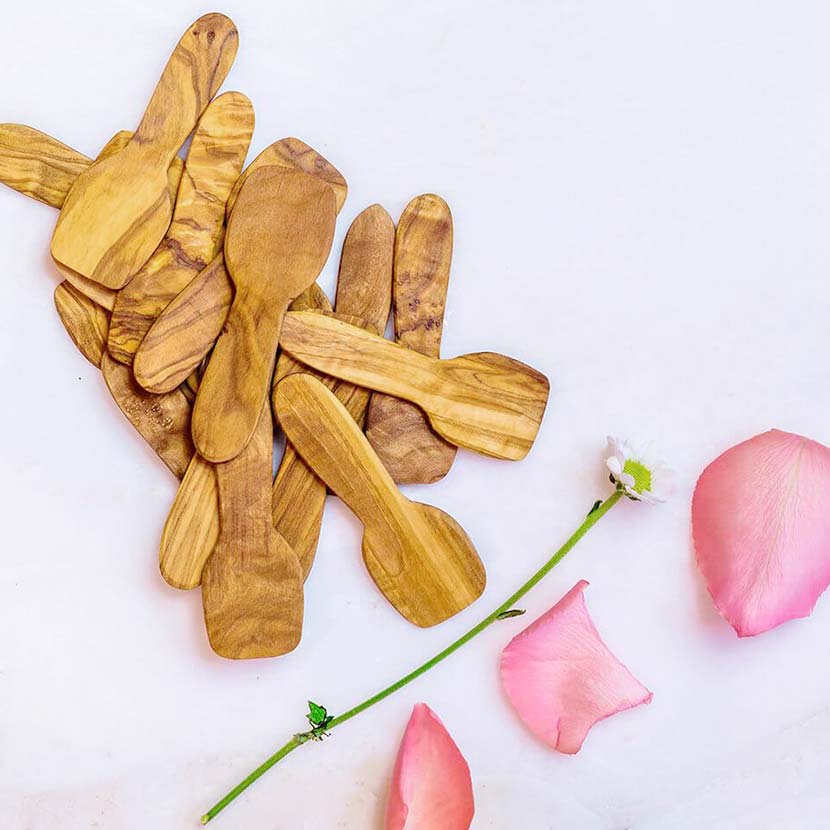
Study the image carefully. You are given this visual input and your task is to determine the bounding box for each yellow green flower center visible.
[622,458,652,493]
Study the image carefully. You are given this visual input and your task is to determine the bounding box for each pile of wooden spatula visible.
[0,13,550,659]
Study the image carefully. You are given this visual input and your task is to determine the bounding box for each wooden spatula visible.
[191,167,336,462]
[271,204,394,574]
[201,402,304,658]
[50,13,238,289]
[366,194,457,484]
[133,138,347,395]
[0,126,186,212]
[226,136,348,215]
[106,92,254,364]
[273,374,485,627]
[280,312,550,461]
[0,125,185,212]
[158,285,329,591]
[50,132,144,312]
[0,127,182,310]
[54,282,194,478]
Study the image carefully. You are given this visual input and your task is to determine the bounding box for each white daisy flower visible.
[606,437,676,503]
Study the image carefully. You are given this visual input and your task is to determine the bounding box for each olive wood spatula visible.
[191,166,336,462]
[50,13,238,289]
[273,373,486,627]
[366,194,457,484]
[201,402,304,659]
[279,312,550,461]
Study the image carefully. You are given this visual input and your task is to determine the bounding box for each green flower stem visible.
[201,489,624,824]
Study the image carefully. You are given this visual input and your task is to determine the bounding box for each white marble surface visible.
[2,1,830,828]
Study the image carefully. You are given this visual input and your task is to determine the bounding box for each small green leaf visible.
[587,499,603,516]
[307,700,328,727]
[497,609,526,620]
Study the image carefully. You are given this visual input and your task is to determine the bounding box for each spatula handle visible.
[134,13,238,153]
[192,298,283,462]
[273,374,406,528]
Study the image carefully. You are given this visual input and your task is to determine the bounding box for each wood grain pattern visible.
[227,136,348,215]
[192,167,336,462]
[366,194,457,484]
[106,92,254,364]
[133,252,231,392]
[334,204,395,331]
[280,312,550,461]
[271,205,394,575]
[43,130,185,311]
[273,374,486,627]
[160,453,216,589]
[56,262,118,312]
[53,281,111,366]
[158,285,329,591]
[201,403,304,659]
[0,126,185,216]
[54,283,195,478]
[0,124,92,208]
[50,13,238,289]
[132,139,347,394]
[101,353,194,478]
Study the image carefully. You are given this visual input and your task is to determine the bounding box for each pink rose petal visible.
[385,703,474,830]
[692,429,830,637]
[500,581,652,755]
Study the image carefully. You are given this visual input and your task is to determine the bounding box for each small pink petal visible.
[385,703,474,830]
[692,429,830,637]
[500,581,652,755]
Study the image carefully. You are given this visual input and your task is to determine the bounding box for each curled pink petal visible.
[692,429,830,637]
[499,581,652,755]
[385,703,474,830]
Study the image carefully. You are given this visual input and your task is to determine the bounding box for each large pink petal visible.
[500,581,652,755]
[385,703,474,830]
[692,429,830,637]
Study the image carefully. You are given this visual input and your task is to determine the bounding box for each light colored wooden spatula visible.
[51,132,144,312]
[271,204,394,574]
[201,402,304,659]
[132,138,347,394]
[50,13,238,289]
[366,194,457,484]
[0,127,183,310]
[158,285,329,591]
[273,374,486,627]
[280,312,550,461]
[53,282,194,478]
[0,125,186,212]
[106,92,254,364]
[191,166,336,462]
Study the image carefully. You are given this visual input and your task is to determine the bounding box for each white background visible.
[1,1,830,828]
